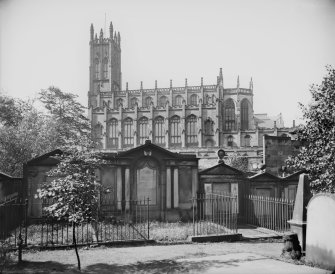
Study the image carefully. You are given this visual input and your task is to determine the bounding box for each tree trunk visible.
[72,223,81,271]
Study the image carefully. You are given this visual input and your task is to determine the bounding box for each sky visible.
[1,0,335,126]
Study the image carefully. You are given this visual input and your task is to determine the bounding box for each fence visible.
[192,192,238,236]
[243,195,294,232]
[0,198,151,249]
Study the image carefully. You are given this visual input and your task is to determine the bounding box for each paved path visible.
[178,253,331,274]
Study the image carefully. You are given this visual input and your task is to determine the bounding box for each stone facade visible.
[88,22,295,171]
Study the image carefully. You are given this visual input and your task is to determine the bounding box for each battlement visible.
[90,22,120,48]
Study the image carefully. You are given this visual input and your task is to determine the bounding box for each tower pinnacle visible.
[249,77,253,91]
[109,22,113,38]
[237,75,240,89]
[90,24,94,41]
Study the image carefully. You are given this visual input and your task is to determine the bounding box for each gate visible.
[192,192,238,236]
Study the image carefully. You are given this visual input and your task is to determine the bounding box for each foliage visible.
[39,86,91,147]
[226,153,249,172]
[286,66,335,193]
[0,87,92,177]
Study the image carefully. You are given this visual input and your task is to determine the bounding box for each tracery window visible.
[224,99,235,130]
[154,116,165,145]
[130,97,137,108]
[186,114,198,146]
[103,58,108,79]
[94,58,100,79]
[170,115,181,146]
[107,119,118,148]
[190,94,198,106]
[145,97,153,107]
[204,118,214,135]
[227,135,233,147]
[244,135,251,147]
[116,98,123,109]
[174,95,183,107]
[241,99,249,130]
[159,96,167,107]
[123,118,134,147]
[138,117,149,145]
[94,123,103,139]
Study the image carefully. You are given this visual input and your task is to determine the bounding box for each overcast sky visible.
[1,0,335,126]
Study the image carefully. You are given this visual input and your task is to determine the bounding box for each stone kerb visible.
[306,193,335,270]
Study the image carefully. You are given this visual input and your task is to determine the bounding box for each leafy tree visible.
[39,86,91,146]
[286,66,335,193]
[226,153,249,173]
[0,94,23,127]
[36,147,106,270]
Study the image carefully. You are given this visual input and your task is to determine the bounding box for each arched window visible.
[123,118,134,147]
[227,135,233,147]
[130,97,137,108]
[94,123,103,139]
[116,98,123,109]
[174,95,183,107]
[190,94,198,106]
[107,119,118,148]
[244,135,251,147]
[186,115,198,146]
[241,99,249,130]
[154,116,165,145]
[159,96,167,107]
[204,118,214,136]
[94,58,100,79]
[170,115,181,146]
[224,99,235,130]
[138,117,149,145]
[145,97,153,107]
[103,58,108,79]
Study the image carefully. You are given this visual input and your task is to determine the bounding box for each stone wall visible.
[306,193,335,270]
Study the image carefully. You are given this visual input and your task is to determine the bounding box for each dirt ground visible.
[2,240,327,273]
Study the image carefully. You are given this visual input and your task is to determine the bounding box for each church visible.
[88,22,295,171]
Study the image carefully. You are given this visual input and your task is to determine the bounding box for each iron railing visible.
[192,192,238,236]
[0,198,151,249]
[243,195,294,232]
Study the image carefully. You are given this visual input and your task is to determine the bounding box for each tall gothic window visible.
[138,117,149,145]
[244,135,251,147]
[224,99,235,130]
[94,123,103,139]
[123,118,134,147]
[94,58,100,79]
[204,118,214,135]
[130,97,137,108]
[241,99,249,130]
[154,116,165,145]
[170,115,181,146]
[190,94,198,106]
[145,97,153,107]
[186,115,198,146]
[159,96,167,107]
[227,135,233,147]
[103,58,108,79]
[107,119,118,148]
[174,95,183,106]
[116,98,123,109]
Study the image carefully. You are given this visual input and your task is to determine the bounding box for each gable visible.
[248,172,279,182]
[200,162,244,176]
[27,149,62,166]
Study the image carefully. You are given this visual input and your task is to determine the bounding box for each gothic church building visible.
[88,22,294,170]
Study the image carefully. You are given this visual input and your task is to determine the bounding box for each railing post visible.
[24,199,28,246]
[147,197,150,240]
[192,196,195,236]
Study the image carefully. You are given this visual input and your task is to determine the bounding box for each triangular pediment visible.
[248,172,279,181]
[199,162,244,176]
[27,149,63,166]
[117,140,197,160]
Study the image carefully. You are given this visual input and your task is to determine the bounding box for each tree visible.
[286,66,335,193]
[39,87,91,146]
[36,147,106,270]
[226,153,249,173]
[0,94,23,127]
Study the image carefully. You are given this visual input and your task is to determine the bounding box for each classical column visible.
[117,167,122,210]
[166,167,171,209]
[125,168,130,210]
[173,168,179,208]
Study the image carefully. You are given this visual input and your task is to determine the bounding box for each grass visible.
[150,222,194,242]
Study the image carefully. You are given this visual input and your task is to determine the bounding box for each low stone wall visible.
[306,193,335,270]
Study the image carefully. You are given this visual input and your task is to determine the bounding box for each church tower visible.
[88,22,121,108]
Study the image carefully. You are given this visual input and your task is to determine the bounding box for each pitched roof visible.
[248,172,280,181]
[199,162,245,176]
[27,149,63,165]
